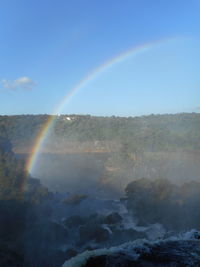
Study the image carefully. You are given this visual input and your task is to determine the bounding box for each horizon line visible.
[0,111,199,117]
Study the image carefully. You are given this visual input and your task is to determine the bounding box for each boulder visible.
[104,212,122,225]
[79,223,110,243]
[63,215,86,228]
[65,248,78,259]
[63,194,88,205]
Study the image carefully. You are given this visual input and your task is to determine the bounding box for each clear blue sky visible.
[0,0,200,116]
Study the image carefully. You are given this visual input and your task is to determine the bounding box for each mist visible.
[1,113,200,266]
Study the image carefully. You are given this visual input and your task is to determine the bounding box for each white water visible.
[62,229,200,267]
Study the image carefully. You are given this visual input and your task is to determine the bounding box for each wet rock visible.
[104,212,122,225]
[63,215,86,228]
[192,231,200,240]
[87,213,106,225]
[79,223,110,243]
[84,254,137,267]
[86,212,122,226]
[82,240,200,267]
[63,194,88,205]
[65,248,78,259]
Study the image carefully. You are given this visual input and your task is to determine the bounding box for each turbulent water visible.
[63,230,200,267]
[49,194,200,267]
[16,152,200,266]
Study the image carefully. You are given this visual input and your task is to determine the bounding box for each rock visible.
[193,231,200,240]
[65,248,78,259]
[84,254,136,267]
[104,212,122,225]
[79,223,110,243]
[81,240,200,267]
[63,215,86,228]
[63,194,88,205]
[86,212,122,226]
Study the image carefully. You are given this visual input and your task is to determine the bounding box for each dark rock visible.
[65,248,78,259]
[79,223,110,243]
[82,240,200,267]
[63,215,86,228]
[104,212,122,225]
[193,231,200,240]
[63,194,88,205]
[85,254,135,267]
[86,213,106,225]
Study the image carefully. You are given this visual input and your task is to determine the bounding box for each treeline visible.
[0,113,200,152]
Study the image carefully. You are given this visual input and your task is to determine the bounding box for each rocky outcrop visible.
[79,223,110,243]
[63,215,86,228]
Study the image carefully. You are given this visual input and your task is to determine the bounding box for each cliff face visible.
[14,140,120,154]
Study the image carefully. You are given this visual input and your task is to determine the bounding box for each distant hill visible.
[0,113,200,153]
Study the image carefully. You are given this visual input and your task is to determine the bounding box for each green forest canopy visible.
[0,113,200,152]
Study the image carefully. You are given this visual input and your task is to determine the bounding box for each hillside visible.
[0,113,200,154]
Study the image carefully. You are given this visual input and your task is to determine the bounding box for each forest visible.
[0,113,200,153]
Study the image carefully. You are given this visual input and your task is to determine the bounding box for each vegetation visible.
[0,126,26,200]
[0,113,200,153]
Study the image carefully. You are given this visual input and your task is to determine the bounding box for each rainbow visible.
[26,37,180,174]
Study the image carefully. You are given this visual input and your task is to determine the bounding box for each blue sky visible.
[0,0,200,116]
